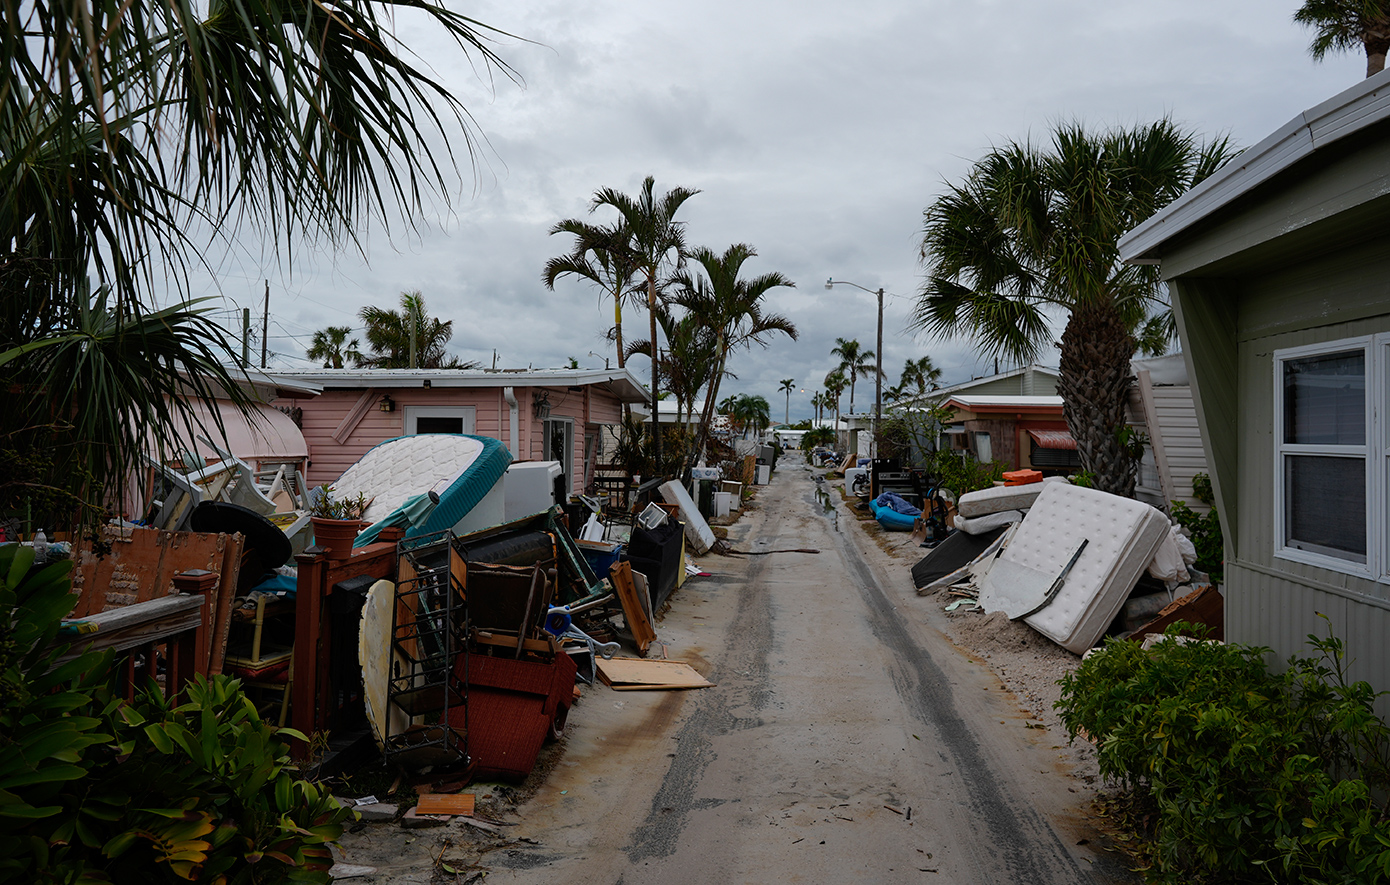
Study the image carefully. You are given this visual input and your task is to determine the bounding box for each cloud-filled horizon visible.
[185,0,1363,422]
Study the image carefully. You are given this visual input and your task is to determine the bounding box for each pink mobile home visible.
[268,368,649,494]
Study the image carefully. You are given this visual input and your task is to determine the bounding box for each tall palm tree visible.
[669,243,797,464]
[914,120,1234,496]
[625,305,719,450]
[1295,0,1390,77]
[306,326,363,369]
[543,219,642,369]
[359,291,476,369]
[2,0,516,525]
[824,369,848,437]
[589,177,700,468]
[778,379,796,425]
[830,338,877,416]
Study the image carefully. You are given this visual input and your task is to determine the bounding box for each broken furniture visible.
[624,517,684,613]
[606,561,656,656]
[223,593,295,724]
[378,531,469,768]
[189,500,293,596]
[658,480,715,555]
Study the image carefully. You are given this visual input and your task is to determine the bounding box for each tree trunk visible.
[614,299,625,369]
[648,275,660,471]
[1057,302,1137,498]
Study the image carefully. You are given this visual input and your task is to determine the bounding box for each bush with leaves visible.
[0,543,352,883]
[1169,471,1223,583]
[922,448,1004,496]
[1057,623,1390,883]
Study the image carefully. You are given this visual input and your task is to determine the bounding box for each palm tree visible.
[778,379,796,425]
[914,120,1234,497]
[901,356,943,396]
[306,326,363,369]
[543,219,642,369]
[1295,0,1390,77]
[729,394,771,439]
[2,0,515,525]
[824,369,848,437]
[588,177,701,468]
[359,291,476,369]
[830,338,877,415]
[625,305,719,450]
[669,243,797,464]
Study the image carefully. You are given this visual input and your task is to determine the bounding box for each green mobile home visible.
[1119,73,1390,710]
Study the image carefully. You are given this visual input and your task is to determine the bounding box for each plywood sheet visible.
[415,793,476,816]
[596,657,713,690]
[607,561,655,656]
[71,524,241,619]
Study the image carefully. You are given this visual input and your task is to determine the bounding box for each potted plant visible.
[308,485,370,561]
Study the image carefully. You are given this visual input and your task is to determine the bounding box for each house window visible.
[404,406,475,436]
[974,431,992,463]
[1273,338,1376,576]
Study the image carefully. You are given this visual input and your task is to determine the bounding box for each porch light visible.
[533,391,552,419]
[378,394,395,412]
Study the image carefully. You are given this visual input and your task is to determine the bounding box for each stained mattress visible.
[334,434,511,545]
[1004,482,1169,653]
[955,477,1064,517]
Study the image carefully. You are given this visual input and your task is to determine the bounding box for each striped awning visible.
[1027,429,1077,450]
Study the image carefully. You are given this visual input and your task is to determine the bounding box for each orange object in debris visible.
[1003,469,1044,486]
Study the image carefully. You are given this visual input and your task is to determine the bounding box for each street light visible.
[825,278,884,457]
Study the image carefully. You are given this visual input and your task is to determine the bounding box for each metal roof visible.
[267,367,650,403]
[1027,429,1077,450]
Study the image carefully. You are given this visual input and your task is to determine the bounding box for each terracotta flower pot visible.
[310,516,364,562]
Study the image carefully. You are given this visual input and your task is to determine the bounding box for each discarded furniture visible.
[1132,583,1224,642]
[607,561,655,656]
[658,480,714,555]
[57,587,211,701]
[448,632,576,782]
[625,518,684,613]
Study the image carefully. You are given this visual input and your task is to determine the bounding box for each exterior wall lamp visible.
[378,394,396,413]
[533,391,552,419]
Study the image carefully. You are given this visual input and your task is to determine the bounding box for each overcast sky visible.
[192,0,1362,422]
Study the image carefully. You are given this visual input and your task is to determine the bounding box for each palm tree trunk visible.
[1057,302,1137,497]
[614,299,625,369]
[648,275,660,471]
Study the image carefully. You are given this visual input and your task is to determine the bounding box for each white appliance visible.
[504,460,563,521]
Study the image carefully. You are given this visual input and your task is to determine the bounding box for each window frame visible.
[1272,336,1378,579]
[403,405,476,436]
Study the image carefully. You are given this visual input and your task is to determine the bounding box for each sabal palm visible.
[778,378,796,425]
[359,291,473,369]
[830,338,876,415]
[915,119,1233,496]
[670,243,796,463]
[543,219,642,368]
[2,0,514,524]
[1295,0,1390,76]
[589,176,700,465]
[307,326,363,369]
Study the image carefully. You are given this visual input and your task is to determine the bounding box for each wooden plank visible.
[208,533,245,676]
[331,388,379,444]
[415,793,476,816]
[71,526,236,617]
[607,561,655,657]
[596,656,712,689]
[57,595,204,663]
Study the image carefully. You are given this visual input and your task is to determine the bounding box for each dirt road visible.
[434,454,1131,884]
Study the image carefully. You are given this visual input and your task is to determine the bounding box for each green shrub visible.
[1057,623,1390,884]
[923,448,1004,496]
[0,543,352,883]
[1170,472,1224,583]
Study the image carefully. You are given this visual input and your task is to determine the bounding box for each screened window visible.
[1274,339,1377,575]
[404,406,475,436]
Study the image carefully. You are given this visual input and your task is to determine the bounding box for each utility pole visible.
[260,280,269,369]
[409,315,417,369]
[242,308,251,366]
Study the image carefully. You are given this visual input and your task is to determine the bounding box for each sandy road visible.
[456,454,1132,884]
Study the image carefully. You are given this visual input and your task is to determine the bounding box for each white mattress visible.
[334,434,492,523]
[952,510,1023,535]
[1003,482,1169,653]
[956,480,1054,517]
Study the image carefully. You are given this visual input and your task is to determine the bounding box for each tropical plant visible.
[2,0,516,528]
[359,291,476,369]
[308,485,369,521]
[306,326,363,369]
[543,219,642,369]
[625,304,720,455]
[728,394,772,439]
[830,338,877,416]
[1295,0,1390,77]
[800,426,836,451]
[588,177,701,468]
[0,542,352,882]
[669,243,797,465]
[914,120,1235,497]
[778,378,796,425]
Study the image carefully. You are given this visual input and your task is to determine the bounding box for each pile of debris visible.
[911,477,1222,653]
